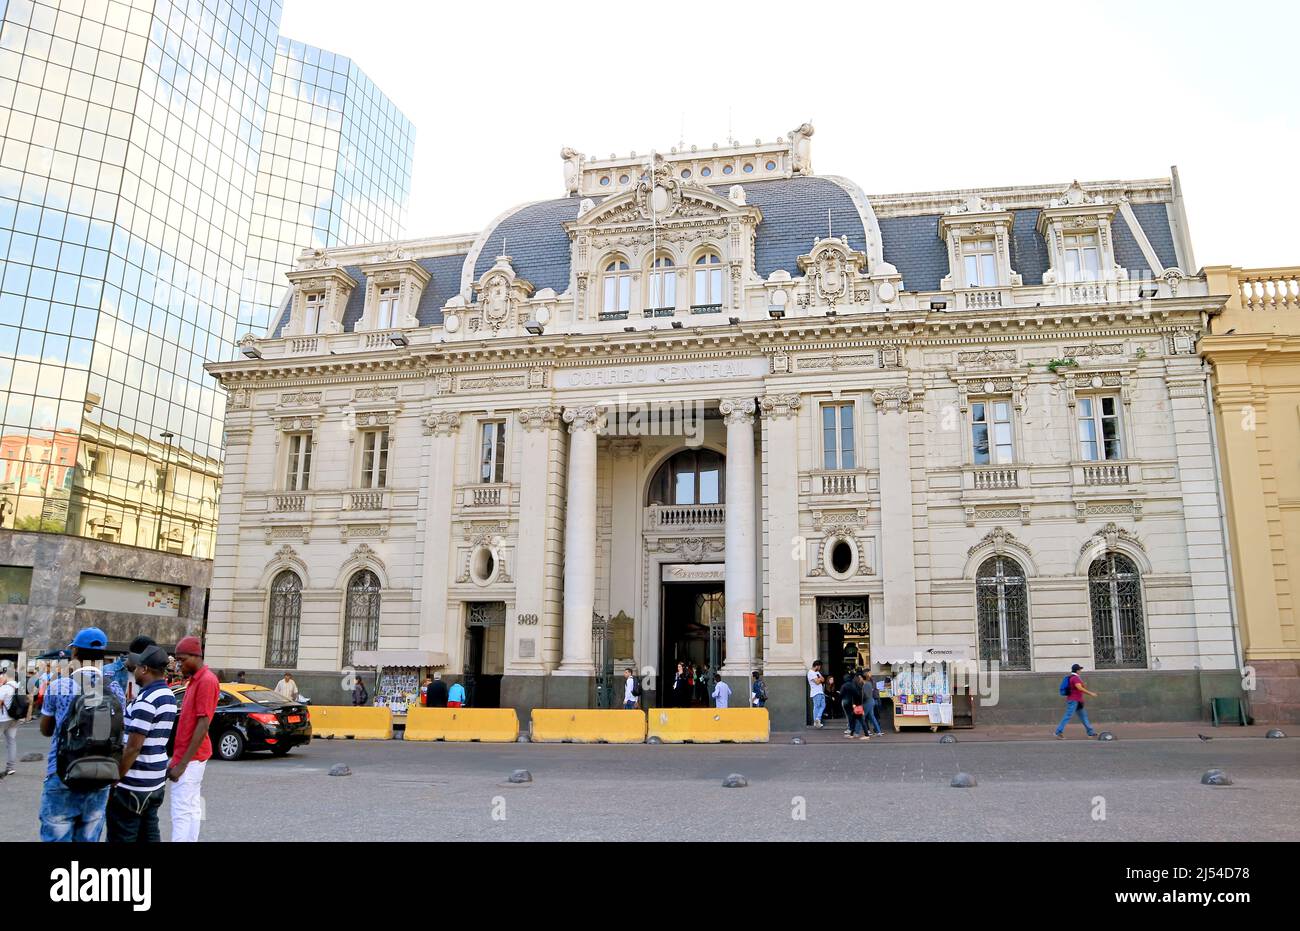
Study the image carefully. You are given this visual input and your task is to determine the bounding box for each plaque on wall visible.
[518,638,536,659]
[776,616,794,644]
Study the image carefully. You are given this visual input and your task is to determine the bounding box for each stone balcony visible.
[456,482,514,512]
[800,469,873,498]
[645,503,725,531]
[1071,460,1142,490]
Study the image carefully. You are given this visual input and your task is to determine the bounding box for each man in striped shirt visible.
[107,645,176,843]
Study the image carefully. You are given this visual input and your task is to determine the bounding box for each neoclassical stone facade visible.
[207,129,1241,726]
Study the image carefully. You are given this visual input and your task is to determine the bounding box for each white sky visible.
[281,0,1300,267]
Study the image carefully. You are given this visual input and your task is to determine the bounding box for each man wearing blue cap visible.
[38,627,125,842]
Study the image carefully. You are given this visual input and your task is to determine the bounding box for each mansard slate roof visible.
[271,174,1183,337]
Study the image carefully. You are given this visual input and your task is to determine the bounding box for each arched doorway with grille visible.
[265,570,302,668]
[975,556,1030,670]
[1088,552,1148,668]
[343,569,381,668]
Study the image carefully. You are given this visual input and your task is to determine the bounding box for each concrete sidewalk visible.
[780,721,1285,744]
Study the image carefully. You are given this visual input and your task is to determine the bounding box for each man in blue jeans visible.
[39,627,125,842]
[807,660,826,728]
[1055,663,1099,739]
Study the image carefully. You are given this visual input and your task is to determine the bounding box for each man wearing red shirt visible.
[1055,663,1100,739]
[167,636,217,842]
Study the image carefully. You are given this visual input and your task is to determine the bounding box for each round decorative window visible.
[701,166,712,177]
[599,176,610,186]
[765,160,776,171]
[471,545,497,585]
[824,537,857,579]
[619,174,629,184]
[681,168,692,179]
[743,163,754,173]
[722,164,734,175]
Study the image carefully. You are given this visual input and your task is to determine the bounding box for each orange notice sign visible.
[743,612,758,638]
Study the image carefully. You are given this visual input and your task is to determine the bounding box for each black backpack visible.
[5,690,29,720]
[631,677,643,698]
[55,674,124,791]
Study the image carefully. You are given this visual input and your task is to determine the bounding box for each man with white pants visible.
[0,667,20,776]
[167,636,216,842]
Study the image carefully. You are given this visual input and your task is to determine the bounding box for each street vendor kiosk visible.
[350,649,447,725]
[874,645,974,732]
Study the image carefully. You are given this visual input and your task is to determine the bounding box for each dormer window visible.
[693,252,724,308]
[1063,232,1101,282]
[648,255,676,311]
[602,259,631,316]
[376,286,399,328]
[303,292,326,333]
[962,239,997,288]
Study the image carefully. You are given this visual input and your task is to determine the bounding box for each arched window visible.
[648,449,725,506]
[265,570,302,668]
[647,254,676,311]
[344,569,381,667]
[602,258,631,316]
[1088,552,1147,668]
[975,556,1029,670]
[693,252,724,308]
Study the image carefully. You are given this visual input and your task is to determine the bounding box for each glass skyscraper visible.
[0,1,412,565]
[242,37,412,335]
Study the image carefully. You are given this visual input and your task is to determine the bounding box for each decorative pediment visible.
[573,180,751,230]
[950,372,1028,412]
[797,236,868,306]
[472,255,534,334]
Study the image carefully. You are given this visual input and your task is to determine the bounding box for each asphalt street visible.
[2,724,1296,841]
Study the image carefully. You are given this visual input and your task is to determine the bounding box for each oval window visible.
[831,540,853,575]
[599,176,610,186]
[681,168,692,179]
[471,545,496,584]
[743,163,754,173]
[701,166,712,177]
[722,164,734,175]
[619,174,629,184]
[765,160,776,171]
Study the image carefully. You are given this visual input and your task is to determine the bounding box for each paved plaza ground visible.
[1,722,1296,841]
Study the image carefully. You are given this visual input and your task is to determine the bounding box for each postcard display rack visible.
[374,668,421,717]
[884,662,954,732]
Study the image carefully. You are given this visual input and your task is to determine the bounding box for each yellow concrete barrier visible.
[530,709,647,743]
[306,705,393,740]
[404,707,519,742]
[646,707,770,743]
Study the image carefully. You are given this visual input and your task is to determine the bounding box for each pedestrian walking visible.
[273,672,299,701]
[352,675,369,706]
[419,676,432,707]
[863,673,884,736]
[167,636,218,842]
[750,670,768,708]
[107,645,175,843]
[426,673,448,708]
[39,627,125,842]
[1054,663,1099,739]
[622,667,642,709]
[807,660,826,728]
[711,674,732,709]
[843,674,868,739]
[670,662,691,707]
[447,679,466,708]
[839,673,856,734]
[0,666,25,775]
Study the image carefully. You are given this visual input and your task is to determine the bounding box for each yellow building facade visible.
[1202,266,1300,722]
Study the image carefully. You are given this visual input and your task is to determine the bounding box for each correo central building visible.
[206,127,1242,729]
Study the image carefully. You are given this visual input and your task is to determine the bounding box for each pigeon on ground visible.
[1197,733,1213,742]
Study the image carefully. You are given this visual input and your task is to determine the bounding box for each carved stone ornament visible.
[759,393,801,419]
[228,386,251,410]
[302,249,336,270]
[563,406,604,432]
[561,146,583,195]
[957,348,1017,368]
[789,122,814,175]
[517,406,564,432]
[967,526,1029,558]
[797,236,868,306]
[472,256,534,333]
[1050,180,1101,207]
[871,386,915,413]
[719,397,756,426]
[1081,522,1144,555]
[276,415,317,432]
[424,411,461,436]
[274,544,299,561]
[634,151,684,221]
[237,333,259,356]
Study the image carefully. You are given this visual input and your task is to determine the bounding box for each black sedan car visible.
[169,682,312,761]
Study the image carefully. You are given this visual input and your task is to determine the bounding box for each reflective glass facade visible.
[0,0,284,559]
[241,37,412,336]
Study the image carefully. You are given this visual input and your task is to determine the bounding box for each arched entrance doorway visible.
[648,448,726,706]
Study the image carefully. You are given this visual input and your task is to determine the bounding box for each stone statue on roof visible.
[561,147,583,195]
[790,122,814,175]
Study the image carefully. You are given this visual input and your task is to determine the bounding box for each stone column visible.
[510,406,563,674]
[721,397,757,675]
[758,393,803,671]
[418,411,460,657]
[556,405,601,677]
[874,387,917,645]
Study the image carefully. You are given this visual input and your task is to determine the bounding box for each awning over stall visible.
[350,650,448,669]
[873,645,971,664]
